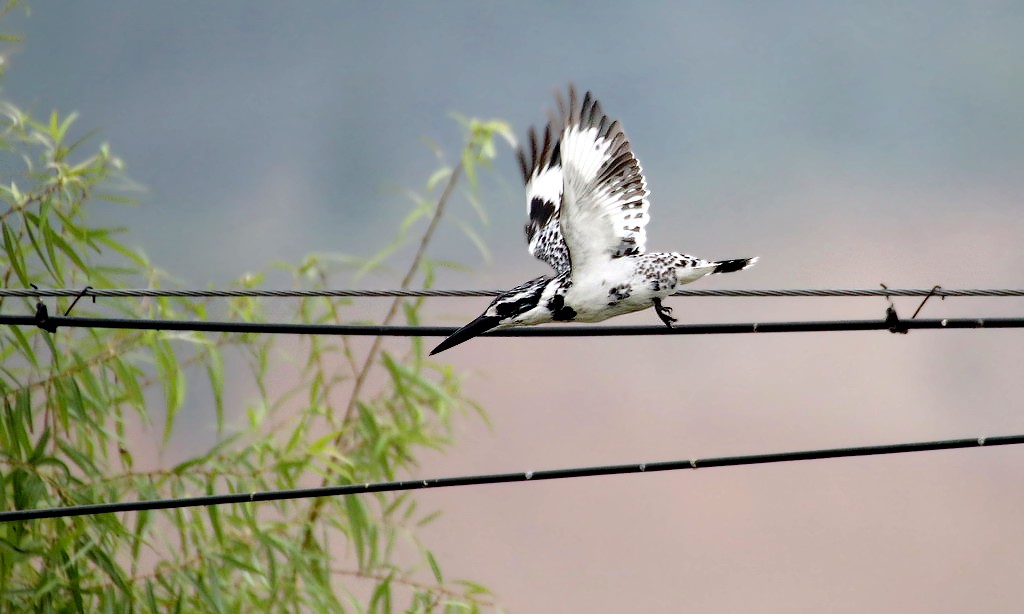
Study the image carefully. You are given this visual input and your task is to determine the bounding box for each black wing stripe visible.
[556,85,652,265]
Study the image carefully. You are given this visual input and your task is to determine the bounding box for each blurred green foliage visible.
[0,3,511,610]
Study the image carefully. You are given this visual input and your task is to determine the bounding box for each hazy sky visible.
[9,2,1024,284]
[6,2,1024,612]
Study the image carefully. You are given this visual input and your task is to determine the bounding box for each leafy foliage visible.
[0,7,511,611]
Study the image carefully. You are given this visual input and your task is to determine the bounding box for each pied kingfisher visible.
[430,85,757,355]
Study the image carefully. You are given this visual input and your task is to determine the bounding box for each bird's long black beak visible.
[429,314,502,355]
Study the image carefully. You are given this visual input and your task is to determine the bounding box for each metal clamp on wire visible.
[880,283,943,334]
[30,285,93,333]
[880,283,909,334]
[30,284,58,333]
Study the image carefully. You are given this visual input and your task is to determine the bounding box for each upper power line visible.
[1,287,1024,299]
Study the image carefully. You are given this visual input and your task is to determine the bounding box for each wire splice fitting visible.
[29,284,58,333]
[880,283,909,334]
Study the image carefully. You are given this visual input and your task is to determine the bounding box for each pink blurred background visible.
[7,2,1024,611]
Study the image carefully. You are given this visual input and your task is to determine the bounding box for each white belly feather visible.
[562,254,715,323]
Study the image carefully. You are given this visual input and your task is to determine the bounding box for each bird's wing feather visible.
[558,86,650,274]
[517,119,571,275]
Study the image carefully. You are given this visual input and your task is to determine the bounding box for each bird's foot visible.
[653,298,677,328]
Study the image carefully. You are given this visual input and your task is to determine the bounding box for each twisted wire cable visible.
[1,287,1023,299]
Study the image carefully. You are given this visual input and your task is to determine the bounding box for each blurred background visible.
[6,2,1024,611]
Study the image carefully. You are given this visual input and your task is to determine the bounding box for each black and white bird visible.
[430,85,757,355]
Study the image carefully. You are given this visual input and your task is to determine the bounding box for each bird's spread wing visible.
[517,85,649,276]
[557,86,650,274]
[517,118,571,275]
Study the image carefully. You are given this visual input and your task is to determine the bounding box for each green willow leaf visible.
[0,68,497,610]
[2,221,29,286]
[426,550,444,584]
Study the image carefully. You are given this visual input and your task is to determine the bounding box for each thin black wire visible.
[3,433,1021,522]
[2,312,1023,336]
[2,287,1024,299]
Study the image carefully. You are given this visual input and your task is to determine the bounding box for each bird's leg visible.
[653,298,677,328]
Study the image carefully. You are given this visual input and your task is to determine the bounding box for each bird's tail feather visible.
[711,256,758,274]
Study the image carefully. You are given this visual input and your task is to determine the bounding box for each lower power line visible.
[2,433,1022,522]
